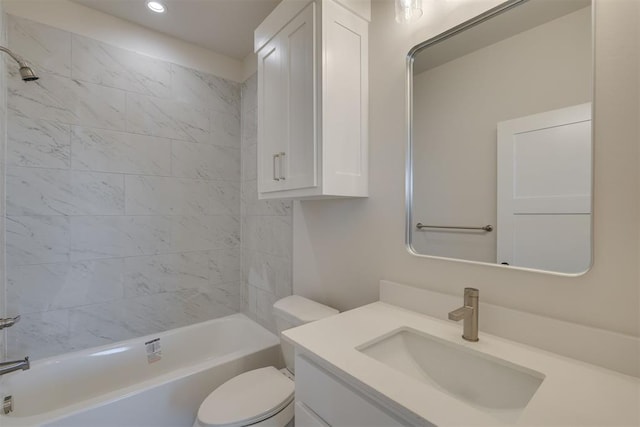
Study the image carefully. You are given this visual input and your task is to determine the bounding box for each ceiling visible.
[72,0,281,60]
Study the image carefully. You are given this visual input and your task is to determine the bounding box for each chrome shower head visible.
[0,45,38,82]
[19,66,38,82]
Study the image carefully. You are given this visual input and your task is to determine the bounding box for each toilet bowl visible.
[193,296,338,427]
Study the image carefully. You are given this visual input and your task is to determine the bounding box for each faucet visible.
[0,357,30,376]
[448,288,479,342]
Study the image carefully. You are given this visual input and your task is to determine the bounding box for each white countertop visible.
[283,302,640,426]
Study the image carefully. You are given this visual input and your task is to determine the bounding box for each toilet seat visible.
[196,366,294,427]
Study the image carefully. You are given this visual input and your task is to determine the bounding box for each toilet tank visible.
[273,296,338,374]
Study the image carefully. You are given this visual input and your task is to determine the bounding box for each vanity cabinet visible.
[254,0,369,200]
[294,354,409,426]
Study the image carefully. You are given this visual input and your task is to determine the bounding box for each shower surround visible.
[4,15,243,360]
[240,74,293,333]
[0,7,7,359]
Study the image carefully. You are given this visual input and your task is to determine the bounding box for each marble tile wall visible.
[240,74,293,333]
[0,7,7,359]
[5,15,242,360]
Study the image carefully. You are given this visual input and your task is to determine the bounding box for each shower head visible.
[0,45,39,82]
[19,66,38,82]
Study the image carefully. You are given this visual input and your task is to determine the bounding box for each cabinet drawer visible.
[295,355,406,426]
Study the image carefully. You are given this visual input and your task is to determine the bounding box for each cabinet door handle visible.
[273,153,280,181]
[279,152,286,180]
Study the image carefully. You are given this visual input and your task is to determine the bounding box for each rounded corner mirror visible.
[406,0,593,275]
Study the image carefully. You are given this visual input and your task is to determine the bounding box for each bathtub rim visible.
[0,313,280,426]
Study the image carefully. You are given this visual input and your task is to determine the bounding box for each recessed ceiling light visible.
[146,1,166,13]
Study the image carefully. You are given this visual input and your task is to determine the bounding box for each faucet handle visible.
[0,315,20,330]
[448,306,471,321]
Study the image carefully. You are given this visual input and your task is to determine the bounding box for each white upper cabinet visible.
[255,0,370,200]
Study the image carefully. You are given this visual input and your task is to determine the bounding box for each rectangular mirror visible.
[406,0,593,274]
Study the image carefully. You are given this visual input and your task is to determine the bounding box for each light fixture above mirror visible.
[396,0,423,23]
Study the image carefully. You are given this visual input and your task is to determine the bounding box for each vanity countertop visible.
[283,302,640,426]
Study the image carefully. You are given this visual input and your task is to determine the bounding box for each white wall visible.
[293,0,639,345]
[412,7,591,263]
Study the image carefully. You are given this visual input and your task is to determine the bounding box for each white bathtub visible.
[0,313,281,427]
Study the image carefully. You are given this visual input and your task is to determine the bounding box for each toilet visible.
[193,296,338,427]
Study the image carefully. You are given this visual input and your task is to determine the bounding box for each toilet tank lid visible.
[273,295,339,324]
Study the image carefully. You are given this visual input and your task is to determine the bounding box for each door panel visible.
[282,3,316,191]
[258,39,285,193]
[513,121,591,199]
[512,214,591,273]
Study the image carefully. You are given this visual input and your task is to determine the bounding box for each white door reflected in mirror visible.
[497,104,592,273]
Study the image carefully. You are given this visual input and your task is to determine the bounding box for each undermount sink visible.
[357,328,545,423]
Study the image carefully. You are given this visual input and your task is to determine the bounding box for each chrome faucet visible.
[0,357,30,376]
[448,288,479,342]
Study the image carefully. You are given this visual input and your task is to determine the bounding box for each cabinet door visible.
[280,2,317,191]
[295,402,330,427]
[296,355,409,426]
[257,32,286,193]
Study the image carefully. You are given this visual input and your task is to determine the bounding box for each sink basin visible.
[357,328,545,422]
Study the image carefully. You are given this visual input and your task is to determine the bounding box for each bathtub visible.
[0,313,281,427]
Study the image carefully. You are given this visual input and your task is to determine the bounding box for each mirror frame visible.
[405,0,595,276]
